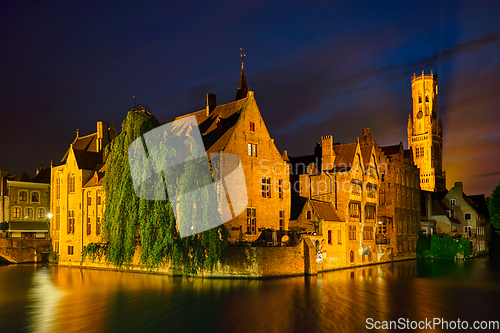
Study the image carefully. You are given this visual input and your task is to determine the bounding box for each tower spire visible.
[235,46,248,101]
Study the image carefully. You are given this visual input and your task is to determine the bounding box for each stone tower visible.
[407,70,446,191]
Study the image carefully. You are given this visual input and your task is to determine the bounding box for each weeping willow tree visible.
[82,107,229,274]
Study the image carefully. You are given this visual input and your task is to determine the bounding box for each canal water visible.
[1,258,499,333]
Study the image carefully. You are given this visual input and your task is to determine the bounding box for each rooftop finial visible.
[133,96,136,110]
[240,46,245,66]
[76,129,79,138]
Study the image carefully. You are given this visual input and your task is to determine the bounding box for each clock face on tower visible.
[417,111,423,119]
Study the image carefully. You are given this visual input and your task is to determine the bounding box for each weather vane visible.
[240,46,245,64]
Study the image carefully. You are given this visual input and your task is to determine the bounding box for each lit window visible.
[37,208,46,219]
[450,199,456,207]
[19,191,28,202]
[248,143,257,157]
[12,207,21,218]
[25,207,34,219]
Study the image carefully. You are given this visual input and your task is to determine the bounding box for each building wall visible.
[222,93,291,243]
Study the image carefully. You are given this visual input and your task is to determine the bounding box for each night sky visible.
[1,1,499,196]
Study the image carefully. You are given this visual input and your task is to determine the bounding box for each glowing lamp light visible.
[47,213,53,219]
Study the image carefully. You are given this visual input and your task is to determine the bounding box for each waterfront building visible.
[407,70,446,192]
[0,168,51,239]
[376,142,421,259]
[164,63,291,243]
[50,122,117,263]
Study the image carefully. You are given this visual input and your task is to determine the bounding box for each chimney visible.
[454,182,463,191]
[363,128,370,136]
[321,135,334,171]
[97,121,109,152]
[206,93,216,116]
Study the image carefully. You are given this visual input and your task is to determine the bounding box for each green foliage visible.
[83,107,229,274]
[417,234,470,259]
[488,183,500,235]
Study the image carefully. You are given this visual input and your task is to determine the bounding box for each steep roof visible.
[360,145,373,169]
[332,142,357,171]
[235,64,248,101]
[163,96,250,154]
[310,200,342,222]
[73,150,104,170]
[61,133,98,164]
[381,144,400,156]
[33,168,51,184]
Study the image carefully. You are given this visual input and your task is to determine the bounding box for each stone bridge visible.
[0,238,52,263]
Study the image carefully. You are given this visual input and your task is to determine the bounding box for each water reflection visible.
[1,259,499,333]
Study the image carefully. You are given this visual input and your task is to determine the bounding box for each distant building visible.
[0,167,51,239]
[420,182,489,255]
[407,70,446,192]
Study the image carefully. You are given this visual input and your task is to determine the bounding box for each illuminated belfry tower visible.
[407,70,446,192]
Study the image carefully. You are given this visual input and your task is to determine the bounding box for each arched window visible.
[12,207,21,219]
[37,208,46,219]
[425,95,429,103]
[19,190,28,202]
[31,191,40,203]
[350,251,354,263]
[25,207,34,219]
[307,211,311,219]
[56,177,61,199]
[87,191,92,206]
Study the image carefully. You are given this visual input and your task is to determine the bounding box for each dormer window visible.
[249,122,255,132]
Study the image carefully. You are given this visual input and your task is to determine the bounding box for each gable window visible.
[249,122,255,132]
[37,208,46,219]
[464,213,471,220]
[19,190,28,202]
[25,207,34,219]
[450,199,456,207]
[216,119,222,132]
[12,207,21,219]
[261,177,271,198]
[246,208,256,235]
[68,210,75,234]
[306,211,311,219]
[248,143,257,157]
[68,174,75,193]
[31,192,40,203]
[279,210,284,231]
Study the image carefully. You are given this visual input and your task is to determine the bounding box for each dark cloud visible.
[474,172,500,179]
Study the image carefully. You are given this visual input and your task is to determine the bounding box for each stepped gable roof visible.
[332,142,357,171]
[7,172,32,182]
[163,96,250,154]
[310,200,342,222]
[403,149,412,159]
[33,168,51,184]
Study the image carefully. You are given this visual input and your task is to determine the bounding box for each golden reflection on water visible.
[1,259,499,333]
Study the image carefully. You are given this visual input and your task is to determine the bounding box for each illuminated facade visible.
[407,70,446,192]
